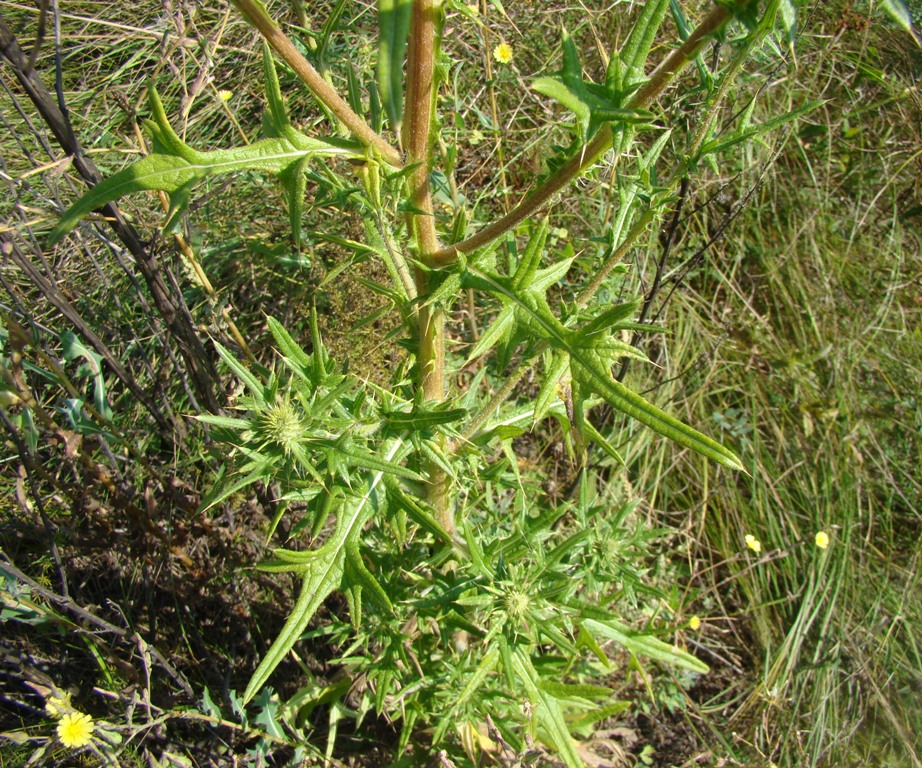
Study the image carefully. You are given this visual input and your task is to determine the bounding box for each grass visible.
[1,0,921,766]
[614,9,922,763]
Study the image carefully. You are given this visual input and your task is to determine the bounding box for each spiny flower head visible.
[260,395,305,455]
[57,711,94,748]
[503,588,531,622]
[493,42,513,64]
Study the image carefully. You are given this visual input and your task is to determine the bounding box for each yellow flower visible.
[57,712,94,748]
[688,615,701,631]
[815,531,830,549]
[217,89,233,102]
[493,42,513,65]
[745,534,762,554]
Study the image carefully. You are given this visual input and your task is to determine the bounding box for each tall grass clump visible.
[619,3,922,765]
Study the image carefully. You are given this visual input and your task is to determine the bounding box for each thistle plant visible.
[47,0,913,763]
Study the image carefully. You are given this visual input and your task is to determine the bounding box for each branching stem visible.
[233,0,402,167]
[450,4,734,445]
[428,3,732,265]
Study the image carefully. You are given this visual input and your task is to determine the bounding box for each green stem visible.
[456,366,526,445]
[428,2,732,265]
[233,0,402,167]
[577,209,655,307]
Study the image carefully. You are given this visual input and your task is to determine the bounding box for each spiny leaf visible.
[697,100,822,158]
[279,158,310,246]
[261,42,290,138]
[508,649,584,768]
[454,644,501,712]
[578,299,642,338]
[718,0,762,29]
[533,350,570,426]
[385,478,453,543]
[877,0,915,33]
[198,459,279,513]
[214,342,268,407]
[536,680,612,700]
[315,438,421,481]
[345,539,392,613]
[466,305,515,362]
[384,406,467,430]
[162,180,196,234]
[570,355,744,471]
[244,441,401,702]
[569,701,632,731]
[266,316,313,370]
[467,266,744,470]
[195,414,253,431]
[581,616,709,674]
[244,541,345,702]
[581,420,624,465]
[533,28,655,142]
[49,89,359,244]
[511,217,550,292]
[779,0,798,42]
[621,0,671,71]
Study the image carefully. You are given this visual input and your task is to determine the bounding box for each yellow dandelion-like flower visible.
[493,42,513,65]
[745,534,762,554]
[217,89,233,102]
[57,711,94,748]
[815,531,830,549]
[688,615,701,631]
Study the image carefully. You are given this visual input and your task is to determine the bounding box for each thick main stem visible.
[403,0,451,531]
[403,0,441,258]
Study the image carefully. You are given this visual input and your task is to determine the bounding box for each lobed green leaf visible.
[581,617,709,674]
[49,89,359,244]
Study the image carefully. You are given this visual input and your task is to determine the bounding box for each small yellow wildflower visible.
[688,615,701,631]
[815,531,830,550]
[745,534,762,554]
[217,89,233,102]
[57,711,94,748]
[493,42,513,65]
